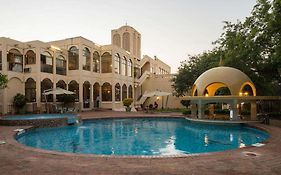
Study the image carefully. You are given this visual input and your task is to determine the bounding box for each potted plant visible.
[13,93,26,114]
[123,98,133,112]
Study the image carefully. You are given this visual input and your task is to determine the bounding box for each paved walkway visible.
[0,111,281,175]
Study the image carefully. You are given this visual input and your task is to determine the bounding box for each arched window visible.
[128,85,133,98]
[101,52,112,73]
[41,51,53,73]
[68,80,79,101]
[114,53,121,74]
[83,81,91,108]
[127,59,132,77]
[56,80,66,89]
[56,55,66,75]
[7,49,23,72]
[122,32,130,51]
[41,78,53,102]
[25,50,36,65]
[56,80,66,102]
[93,51,100,73]
[68,46,79,70]
[113,34,121,47]
[102,82,112,101]
[25,78,36,102]
[93,82,100,107]
[122,84,127,100]
[121,56,127,76]
[115,83,121,101]
[82,47,90,71]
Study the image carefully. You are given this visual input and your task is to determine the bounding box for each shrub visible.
[182,109,191,115]
[123,98,133,107]
[180,100,190,108]
[13,93,26,109]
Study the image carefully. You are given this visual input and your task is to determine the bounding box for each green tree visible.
[172,0,281,96]
[0,73,8,89]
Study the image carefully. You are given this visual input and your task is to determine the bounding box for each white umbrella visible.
[143,90,171,97]
[43,87,75,95]
[143,90,172,109]
[42,88,75,113]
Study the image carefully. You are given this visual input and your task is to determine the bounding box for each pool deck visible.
[0,110,281,175]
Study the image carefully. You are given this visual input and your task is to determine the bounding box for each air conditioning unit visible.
[24,68,31,73]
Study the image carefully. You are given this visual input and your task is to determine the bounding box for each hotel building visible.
[0,25,182,114]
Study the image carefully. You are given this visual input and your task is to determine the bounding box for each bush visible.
[13,93,26,109]
[123,98,133,107]
[182,109,191,115]
[13,93,26,114]
[180,100,190,108]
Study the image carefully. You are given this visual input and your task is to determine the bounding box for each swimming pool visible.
[16,118,269,156]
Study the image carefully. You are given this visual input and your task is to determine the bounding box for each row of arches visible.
[25,78,133,104]
[192,82,255,96]
[5,48,133,77]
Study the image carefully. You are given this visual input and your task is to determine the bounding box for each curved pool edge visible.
[0,114,81,127]
[10,116,271,159]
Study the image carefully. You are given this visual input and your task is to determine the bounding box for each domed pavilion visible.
[184,66,280,121]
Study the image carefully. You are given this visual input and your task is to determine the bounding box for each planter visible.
[125,107,132,112]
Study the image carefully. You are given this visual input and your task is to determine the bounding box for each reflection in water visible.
[17,118,269,155]
[204,134,209,146]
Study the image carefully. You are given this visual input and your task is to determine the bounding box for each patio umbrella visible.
[42,88,75,113]
[143,90,171,97]
[143,90,172,109]
[42,87,75,95]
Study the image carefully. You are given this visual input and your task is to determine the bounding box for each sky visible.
[0,0,257,73]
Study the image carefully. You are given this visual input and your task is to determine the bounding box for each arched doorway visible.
[83,81,91,108]
[25,78,36,102]
[41,78,53,102]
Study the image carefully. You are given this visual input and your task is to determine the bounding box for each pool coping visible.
[11,115,271,159]
[1,111,281,175]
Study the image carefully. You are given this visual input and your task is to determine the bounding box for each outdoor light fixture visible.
[239,92,243,96]
[156,96,160,100]
[244,92,248,96]
[205,93,209,97]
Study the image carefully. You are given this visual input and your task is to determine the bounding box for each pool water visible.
[5,114,78,124]
[16,118,269,156]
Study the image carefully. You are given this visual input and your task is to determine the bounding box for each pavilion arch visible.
[25,78,36,102]
[101,52,112,73]
[115,83,121,101]
[7,48,23,72]
[83,81,91,108]
[192,85,197,96]
[25,50,36,65]
[68,46,79,70]
[102,82,112,101]
[239,82,256,96]
[68,80,79,101]
[203,82,230,96]
[41,78,53,102]
[122,84,127,100]
[93,51,100,73]
[113,33,121,47]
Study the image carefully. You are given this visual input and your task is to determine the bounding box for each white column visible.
[90,83,93,109]
[251,101,257,120]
